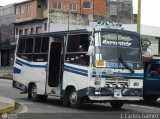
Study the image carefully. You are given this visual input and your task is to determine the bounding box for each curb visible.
[0,102,16,114]
[0,77,13,80]
[0,97,17,114]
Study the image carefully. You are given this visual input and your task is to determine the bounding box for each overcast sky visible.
[0,0,160,27]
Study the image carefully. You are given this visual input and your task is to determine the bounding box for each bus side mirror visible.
[88,46,95,56]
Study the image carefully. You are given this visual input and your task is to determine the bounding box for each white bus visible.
[13,27,144,108]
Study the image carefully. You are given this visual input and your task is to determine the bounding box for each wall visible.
[14,0,38,23]
[50,0,106,16]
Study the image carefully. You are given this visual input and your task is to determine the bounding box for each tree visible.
[141,37,151,54]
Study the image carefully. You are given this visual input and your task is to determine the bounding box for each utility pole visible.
[68,0,70,32]
[137,0,141,33]
[47,0,50,32]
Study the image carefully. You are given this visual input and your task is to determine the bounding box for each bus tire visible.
[62,90,70,106]
[143,94,158,102]
[28,84,41,102]
[69,88,82,109]
[110,101,124,109]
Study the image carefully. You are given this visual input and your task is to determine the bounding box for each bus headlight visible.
[117,83,121,88]
[109,84,113,88]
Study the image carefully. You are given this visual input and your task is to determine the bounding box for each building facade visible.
[107,0,133,23]
[14,0,49,39]
[14,0,134,37]
[0,4,15,67]
[50,0,107,16]
[14,0,109,38]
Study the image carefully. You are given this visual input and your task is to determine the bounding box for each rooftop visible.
[123,24,160,37]
[14,0,33,6]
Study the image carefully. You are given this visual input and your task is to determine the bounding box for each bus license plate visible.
[114,89,122,97]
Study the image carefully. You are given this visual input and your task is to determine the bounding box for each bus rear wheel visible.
[69,89,82,108]
[110,101,124,109]
[28,84,47,102]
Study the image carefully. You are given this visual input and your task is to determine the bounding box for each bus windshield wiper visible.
[118,56,135,73]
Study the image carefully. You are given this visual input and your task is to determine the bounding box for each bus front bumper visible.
[88,96,142,101]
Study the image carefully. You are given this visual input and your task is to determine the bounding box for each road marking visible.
[18,104,28,113]
[47,106,58,108]
[129,104,160,111]
[20,102,33,105]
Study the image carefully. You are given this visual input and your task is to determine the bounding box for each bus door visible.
[47,36,63,94]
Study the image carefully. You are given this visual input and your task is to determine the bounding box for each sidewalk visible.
[0,66,13,74]
[0,67,13,79]
[0,96,16,113]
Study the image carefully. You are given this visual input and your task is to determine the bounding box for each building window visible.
[16,28,19,35]
[83,2,92,9]
[43,1,48,10]
[27,4,30,12]
[44,23,47,31]
[25,29,29,35]
[38,4,42,8]
[19,30,23,35]
[53,2,62,10]
[15,6,19,14]
[30,28,34,34]
[69,3,77,11]
[20,5,24,14]
[36,27,42,33]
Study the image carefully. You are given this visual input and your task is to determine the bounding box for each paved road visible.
[1,79,160,119]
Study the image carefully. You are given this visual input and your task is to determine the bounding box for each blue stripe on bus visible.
[13,67,21,74]
[16,59,47,68]
[64,65,143,79]
[64,65,88,73]
[14,59,143,79]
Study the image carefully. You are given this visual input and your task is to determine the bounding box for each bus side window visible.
[65,34,89,66]
[17,38,25,53]
[17,38,33,61]
[33,37,49,62]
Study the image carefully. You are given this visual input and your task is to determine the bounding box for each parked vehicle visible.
[13,24,144,109]
[143,55,160,102]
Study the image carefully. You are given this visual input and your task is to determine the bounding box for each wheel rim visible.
[69,92,77,105]
[31,86,37,98]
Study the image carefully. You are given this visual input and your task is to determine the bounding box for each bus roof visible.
[19,28,140,38]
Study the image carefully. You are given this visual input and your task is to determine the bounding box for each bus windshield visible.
[95,32,142,69]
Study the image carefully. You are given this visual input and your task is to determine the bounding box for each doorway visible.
[1,50,10,66]
[48,41,62,87]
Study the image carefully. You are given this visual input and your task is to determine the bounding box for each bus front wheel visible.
[69,88,82,108]
[110,101,124,109]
